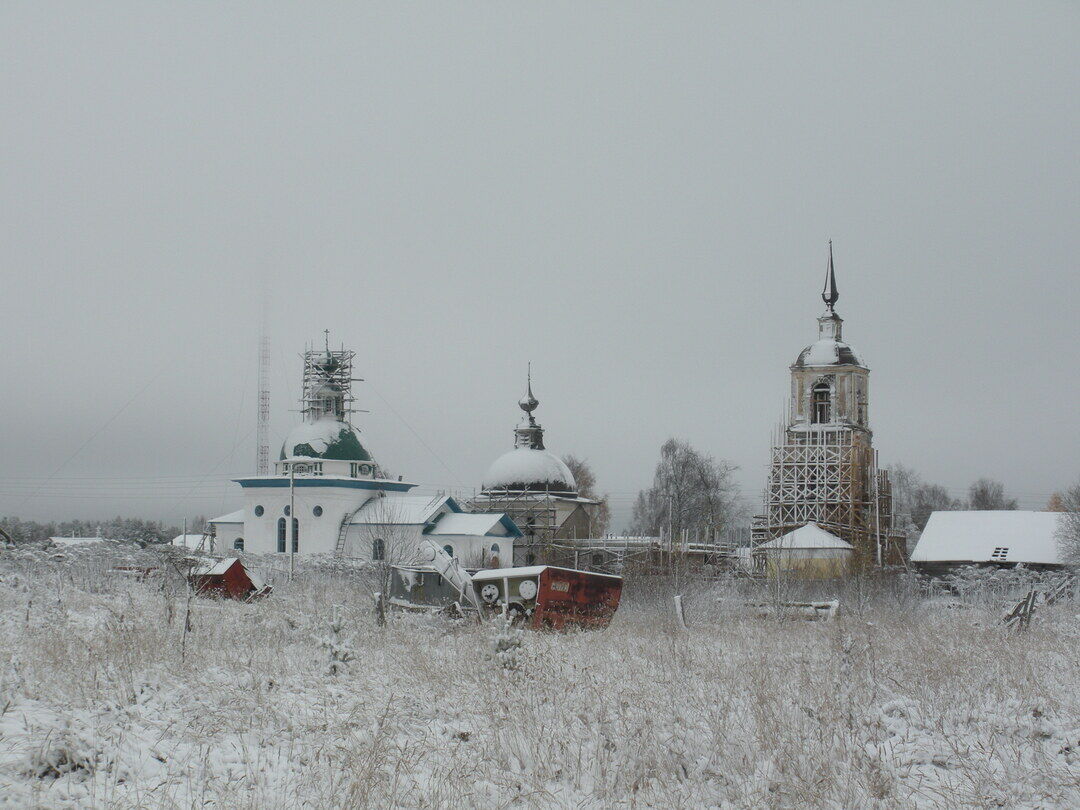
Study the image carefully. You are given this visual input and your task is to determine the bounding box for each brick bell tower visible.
[752,243,906,567]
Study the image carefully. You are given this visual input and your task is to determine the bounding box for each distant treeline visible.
[0,515,207,545]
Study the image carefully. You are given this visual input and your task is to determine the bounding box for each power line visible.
[366,383,466,489]
[14,368,166,513]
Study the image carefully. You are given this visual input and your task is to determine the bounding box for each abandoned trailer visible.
[387,565,481,610]
[188,558,270,600]
[471,566,623,630]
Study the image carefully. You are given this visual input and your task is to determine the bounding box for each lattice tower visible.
[256,335,271,475]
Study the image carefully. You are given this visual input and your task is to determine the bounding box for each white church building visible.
[208,340,521,565]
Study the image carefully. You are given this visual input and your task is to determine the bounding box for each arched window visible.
[234,537,245,551]
[372,538,385,561]
[292,518,299,553]
[490,543,500,554]
[811,382,831,424]
[443,545,454,557]
[277,518,286,553]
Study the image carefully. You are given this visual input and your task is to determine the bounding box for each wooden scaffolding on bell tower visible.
[751,424,902,565]
[750,242,906,567]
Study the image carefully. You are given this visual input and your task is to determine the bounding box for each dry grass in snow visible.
[0,545,1077,808]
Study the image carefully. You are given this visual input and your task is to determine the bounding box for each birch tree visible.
[630,438,738,538]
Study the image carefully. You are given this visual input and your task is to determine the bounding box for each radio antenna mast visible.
[256,293,271,475]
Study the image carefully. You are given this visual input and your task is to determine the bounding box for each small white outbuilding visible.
[911,511,1068,574]
[754,523,853,579]
[171,533,211,551]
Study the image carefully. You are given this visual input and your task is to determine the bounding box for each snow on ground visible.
[0,545,1077,808]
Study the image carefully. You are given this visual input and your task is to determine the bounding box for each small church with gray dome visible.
[469,373,603,565]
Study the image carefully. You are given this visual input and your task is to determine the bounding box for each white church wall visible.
[342,523,425,562]
[210,522,244,552]
[428,534,510,568]
[241,486,378,555]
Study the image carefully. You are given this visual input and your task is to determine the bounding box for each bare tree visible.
[347,497,425,599]
[967,478,1018,511]
[1053,479,1080,565]
[562,454,611,536]
[887,463,964,533]
[886,463,921,537]
[630,438,738,538]
[911,483,962,531]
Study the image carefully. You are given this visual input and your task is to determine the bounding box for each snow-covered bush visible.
[489,614,523,671]
[317,604,355,676]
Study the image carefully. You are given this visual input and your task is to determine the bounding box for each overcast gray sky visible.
[1,2,1077,528]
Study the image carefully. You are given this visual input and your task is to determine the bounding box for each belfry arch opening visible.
[811,382,831,424]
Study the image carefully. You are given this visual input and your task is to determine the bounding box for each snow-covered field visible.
[0,546,1077,808]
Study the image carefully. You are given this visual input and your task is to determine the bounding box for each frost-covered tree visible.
[910,484,961,531]
[630,438,738,538]
[318,606,355,676]
[885,464,962,535]
[1053,480,1080,565]
[561,454,611,536]
[966,478,1018,511]
[0,516,177,545]
[886,464,921,537]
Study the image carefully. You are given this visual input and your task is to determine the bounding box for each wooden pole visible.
[673,594,686,629]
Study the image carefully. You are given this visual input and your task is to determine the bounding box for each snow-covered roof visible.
[192,558,239,576]
[793,338,864,369]
[911,511,1065,565]
[471,565,550,581]
[190,558,264,589]
[347,495,520,538]
[428,512,519,537]
[482,447,577,494]
[471,565,622,581]
[349,494,455,526]
[473,491,594,505]
[208,509,245,525]
[171,533,210,549]
[49,536,119,546]
[757,523,854,550]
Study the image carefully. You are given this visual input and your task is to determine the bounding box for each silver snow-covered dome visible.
[482,447,577,495]
[792,338,864,369]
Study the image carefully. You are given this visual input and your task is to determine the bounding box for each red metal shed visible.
[188,558,269,600]
[471,565,622,630]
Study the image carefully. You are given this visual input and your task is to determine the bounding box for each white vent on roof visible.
[990,547,1009,561]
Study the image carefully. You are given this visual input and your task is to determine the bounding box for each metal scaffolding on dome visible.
[467,487,561,563]
[299,331,359,422]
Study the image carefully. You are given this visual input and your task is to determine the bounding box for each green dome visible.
[280,418,373,462]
